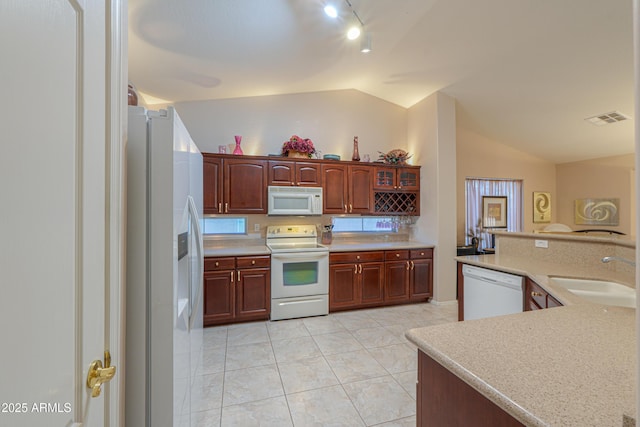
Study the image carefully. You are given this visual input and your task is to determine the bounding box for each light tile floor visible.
[191,302,458,426]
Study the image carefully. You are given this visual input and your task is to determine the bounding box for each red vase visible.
[233,135,243,155]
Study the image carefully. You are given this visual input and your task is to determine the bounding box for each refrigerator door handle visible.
[187,195,203,330]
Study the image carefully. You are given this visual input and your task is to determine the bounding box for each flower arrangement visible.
[378,149,412,165]
[281,135,316,158]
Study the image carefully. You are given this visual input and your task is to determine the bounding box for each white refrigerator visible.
[126,106,204,427]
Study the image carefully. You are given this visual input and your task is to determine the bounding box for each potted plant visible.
[281,135,316,158]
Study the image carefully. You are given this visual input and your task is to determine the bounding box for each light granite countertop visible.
[203,238,434,257]
[327,240,434,252]
[406,254,637,426]
[406,304,635,427]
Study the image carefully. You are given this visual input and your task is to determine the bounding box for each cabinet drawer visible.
[528,280,547,308]
[236,255,271,269]
[410,248,433,259]
[330,251,385,264]
[205,257,235,271]
[385,250,409,261]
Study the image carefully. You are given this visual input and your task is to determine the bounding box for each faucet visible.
[601,256,636,267]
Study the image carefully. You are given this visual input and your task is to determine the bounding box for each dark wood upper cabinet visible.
[349,165,373,213]
[268,160,322,187]
[322,163,372,214]
[223,158,267,214]
[203,156,223,214]
[204,153,419,215]
[374,166,420,191]
[322,163,349,213]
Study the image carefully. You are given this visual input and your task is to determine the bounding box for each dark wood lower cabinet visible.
[204,255,270,326]
[329,251,384,311]
[417,350,525,427]
[330,248,432,312]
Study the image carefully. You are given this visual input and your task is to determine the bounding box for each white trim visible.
[107,0,127,425]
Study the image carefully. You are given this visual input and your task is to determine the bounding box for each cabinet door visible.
[203,155,222,214]
[398,168,420,191]
[410,258,433,300]
[373,167,396,190]
[385,261,410,302]
[268,160,295,186]
[360,262,385,305]
[349,165,373,213]
[329,263,359,311]
[322,164,348,213]
[203,270,235,326]
[224,159,267,213]
[236,268,270,321]
[296,162,322,186]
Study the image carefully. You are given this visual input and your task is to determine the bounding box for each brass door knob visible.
[87,351,116,398]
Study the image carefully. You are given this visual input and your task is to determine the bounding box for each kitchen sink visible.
[548,277,635,308]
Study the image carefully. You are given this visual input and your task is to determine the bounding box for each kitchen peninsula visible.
[407,231,636,427]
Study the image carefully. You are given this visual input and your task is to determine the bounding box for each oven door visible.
[271,251,329,299]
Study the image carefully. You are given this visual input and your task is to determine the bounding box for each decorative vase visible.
[287,150,308,158]
[233,135,243,155]
[352,136,360,161]
[127,84,138,106]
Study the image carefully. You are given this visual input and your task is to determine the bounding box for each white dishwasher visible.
[462,264,523,320]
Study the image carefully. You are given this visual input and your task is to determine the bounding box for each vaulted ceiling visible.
[128,0,635,163]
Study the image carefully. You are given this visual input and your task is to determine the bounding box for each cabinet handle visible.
[420,252,424,256]
[230,271,234,283]
[356,255,360,260]
[225,202,229,213]
[396,253,400,258]
[410,261,414,270]
[354,264,358,274]
[218,202,222,212]
[237,271,240,281]
[215,261,219,267]
[406,261,410,270]
[531,291,543,297]
[344,204,348,213]
[251,260,256,265]
[358,264,362,274]
[349,204,353,213]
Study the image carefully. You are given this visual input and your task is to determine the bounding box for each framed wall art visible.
[482,196,507,228]
[533,191,551,223]
[574,198,619,226]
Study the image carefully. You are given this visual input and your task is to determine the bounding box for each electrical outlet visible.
[254,223,260,232]
[534,239,549,248]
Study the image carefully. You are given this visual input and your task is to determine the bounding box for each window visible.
[465,178,523,249]
[202,217,247,235]
[332,216,400,233]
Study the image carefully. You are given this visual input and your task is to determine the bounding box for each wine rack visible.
[374,192,419,215]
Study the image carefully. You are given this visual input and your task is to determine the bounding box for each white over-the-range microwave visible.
[267,186,323,216]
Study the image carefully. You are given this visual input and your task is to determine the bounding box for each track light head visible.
[360,33,372,53]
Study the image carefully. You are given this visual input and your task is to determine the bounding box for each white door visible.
[0,1,126,426]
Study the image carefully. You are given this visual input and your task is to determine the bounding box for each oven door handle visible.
[271,251,328,261]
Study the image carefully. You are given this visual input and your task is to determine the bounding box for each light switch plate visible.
[254,224,260,232]
[534,239,549,248]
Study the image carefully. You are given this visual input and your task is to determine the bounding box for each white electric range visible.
[266,225,329,320]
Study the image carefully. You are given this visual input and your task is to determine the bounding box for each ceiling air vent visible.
[584,111,630,126]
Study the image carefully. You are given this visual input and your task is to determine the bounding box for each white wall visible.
[409,92,458,303]
[172,88,457,303]
[173,89,408,160]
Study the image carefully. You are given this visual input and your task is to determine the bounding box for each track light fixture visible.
[324,4,338,18]
[323,0,371,52]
